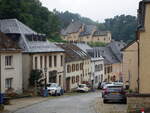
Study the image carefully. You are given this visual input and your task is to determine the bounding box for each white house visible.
[0,32,22,94]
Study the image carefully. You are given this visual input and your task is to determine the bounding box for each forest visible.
[0,0,137,43]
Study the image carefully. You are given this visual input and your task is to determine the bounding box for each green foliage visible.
[29,69,42,86]
[97,15,137,42]
[88,42,107,47]
[54,10,97,28]
[0,0,61,40]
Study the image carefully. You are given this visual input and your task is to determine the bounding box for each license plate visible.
[111,92,118,95]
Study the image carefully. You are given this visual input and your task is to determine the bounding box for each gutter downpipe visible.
[137,31,140,94]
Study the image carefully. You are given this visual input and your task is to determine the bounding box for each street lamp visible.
[44,67,47,90]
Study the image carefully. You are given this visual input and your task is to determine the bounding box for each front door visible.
[66,77,70,91]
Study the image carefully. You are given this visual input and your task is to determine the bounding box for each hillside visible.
[0,0,137,43]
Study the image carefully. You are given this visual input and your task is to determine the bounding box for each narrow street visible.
[7,91,127,113]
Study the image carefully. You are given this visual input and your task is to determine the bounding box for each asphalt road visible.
[13,92,100,113]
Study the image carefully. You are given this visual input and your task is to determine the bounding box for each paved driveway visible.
[12,92,100,113]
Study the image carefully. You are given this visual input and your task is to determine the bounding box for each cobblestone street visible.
[2,91,127,113]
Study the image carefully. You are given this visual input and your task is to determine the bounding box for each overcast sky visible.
[39,0,141,22]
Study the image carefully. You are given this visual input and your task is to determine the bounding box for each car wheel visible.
[123,99,127,104]
[103,99,107,104]
[55,91,57,96]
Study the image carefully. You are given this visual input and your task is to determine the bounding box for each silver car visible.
[47,83,62,96]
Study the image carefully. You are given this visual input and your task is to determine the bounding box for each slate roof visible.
[0,19,64,53]
[57,43,91,62]
[75,43,92,52]
[0,19,37,34]
[61,21,82,35]
[87,41,126,65]
[79,25,96,36]
[0,32,21,51]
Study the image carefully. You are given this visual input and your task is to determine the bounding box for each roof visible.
[57,43,90,62]
[75,43,92,52]
[0,32,21,51]
[79,25,96,36]
[61,21,82,35]
[0,19,37,34]
[121,40,137,51]
[87,41,126,65]
[0,19,64,53]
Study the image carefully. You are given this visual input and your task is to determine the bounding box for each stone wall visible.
[127,94,150,113]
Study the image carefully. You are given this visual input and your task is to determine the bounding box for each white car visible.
[76,84,89,92]
[47,83,62,96]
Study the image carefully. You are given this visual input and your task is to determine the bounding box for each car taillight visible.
[104,88,109,94]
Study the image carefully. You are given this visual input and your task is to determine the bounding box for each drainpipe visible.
[137,39,140,94]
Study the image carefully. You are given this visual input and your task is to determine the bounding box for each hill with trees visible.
[0,0,137,43]
[97,15,137,43]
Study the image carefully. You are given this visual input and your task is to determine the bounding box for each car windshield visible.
[50,83,57,87]
[79,85,85,88]
[107,86,123,92]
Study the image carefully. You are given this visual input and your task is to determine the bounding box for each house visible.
[61,21,111,43]
[121,40,138,92]
[57,43,91,91]
[137,0,150,94]
[0,19,65,90]
[93,41,126,82]
[87,49,104,88]
[75,43,105,88]
[0,32,22,94]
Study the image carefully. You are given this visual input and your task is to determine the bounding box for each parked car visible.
[102,83,114,98]
[47,83,62,96]
[76,84,89,92]
[103,85,126,104]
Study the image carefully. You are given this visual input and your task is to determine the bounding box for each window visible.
[76,76,79,83]
[67,65,71,73]
[44,56,47,68]
[35,57,38,69]
[76,64,79,71]
[5,78,13,89]
[72,64,75,72]
[54,56,57,67]
[72,76,75,84]
[80,63,83,70]
[5,56,13,67]
[49,56,52,67]
[40,56,43,68]
[61,55,63,66]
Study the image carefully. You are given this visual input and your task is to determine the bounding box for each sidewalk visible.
[3,97,49,113]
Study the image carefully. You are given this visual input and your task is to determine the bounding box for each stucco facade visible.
[91,57,104,88]
[139,2,150,94]
[122,41,138,92]
[0,52,22,93]
[61,22,112,43]
[31,52,65,88]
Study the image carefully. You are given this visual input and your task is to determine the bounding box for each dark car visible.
[103,85,126,104]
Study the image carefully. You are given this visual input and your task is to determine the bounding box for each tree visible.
[97,15,137,42]
[0,0,61,40]
[29,69,42,86]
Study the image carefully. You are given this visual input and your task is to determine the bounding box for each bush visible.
[29,69,42,86]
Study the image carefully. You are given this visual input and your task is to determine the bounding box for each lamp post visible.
[44,68,47,90]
